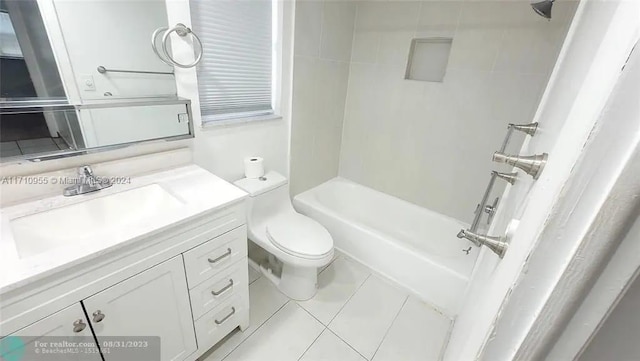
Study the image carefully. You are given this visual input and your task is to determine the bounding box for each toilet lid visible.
[266,213,333,259]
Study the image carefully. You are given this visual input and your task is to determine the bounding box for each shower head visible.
[531,0,554,19]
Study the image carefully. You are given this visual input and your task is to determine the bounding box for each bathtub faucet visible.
[457,229,508,258]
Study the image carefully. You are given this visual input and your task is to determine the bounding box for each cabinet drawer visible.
[194,295,249,351]
[183,226,248,289]
[189,258,248,320]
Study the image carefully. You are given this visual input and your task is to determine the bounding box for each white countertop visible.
[0,165,247,294]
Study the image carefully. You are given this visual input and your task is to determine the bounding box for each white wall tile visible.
[351,31,380,63]
[373,297,451,361]
[320,1,356,62]
[377,31,414,68]
[290,1,355,196]
[291,0,574,220]
[290,53,351,195]
[447,28,504,72]
[299,330,367,361]
[224,302,324,361]
[329,276,408,359]
[294,1,323,57]
[336,0,574,222]
[355,1,421,32]
[416,1,462,38]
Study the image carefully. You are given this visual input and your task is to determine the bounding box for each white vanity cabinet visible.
[1,193,250,361]
[83,256,196,361]
[3,303,101,361]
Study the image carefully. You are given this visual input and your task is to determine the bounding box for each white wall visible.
[289,0,355,196]
[579,273,640,361]
[167,0,294,183]
[338,0,576,222]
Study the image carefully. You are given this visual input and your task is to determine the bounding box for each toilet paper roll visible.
[244,156,265,179]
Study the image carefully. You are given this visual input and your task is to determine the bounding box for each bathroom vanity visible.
[0,165,250,361]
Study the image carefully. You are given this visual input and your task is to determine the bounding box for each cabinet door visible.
[1,303,101,361]
[83,256,196,361]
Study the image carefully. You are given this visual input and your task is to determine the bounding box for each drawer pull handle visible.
[73,319,87,333]
[211,279,234,296]
[92,310,105,323]
[208,248,232,264]
[215,307,236,325]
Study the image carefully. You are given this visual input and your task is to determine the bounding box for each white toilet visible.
[234,171,334,300]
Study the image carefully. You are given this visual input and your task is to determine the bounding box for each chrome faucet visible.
[457,229,508,258]
[63,165,112,196]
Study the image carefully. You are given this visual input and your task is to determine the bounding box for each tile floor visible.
[200,254,451,361]
[0,137,69,158]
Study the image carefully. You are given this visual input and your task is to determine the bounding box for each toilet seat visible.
[266,213,333,260]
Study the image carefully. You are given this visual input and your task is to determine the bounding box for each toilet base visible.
[259,262,318,301]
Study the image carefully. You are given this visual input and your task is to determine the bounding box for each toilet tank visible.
[233,171,294,223]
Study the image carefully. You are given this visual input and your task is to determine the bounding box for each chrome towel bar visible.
[469,122,539,232]
[97,66,174,75]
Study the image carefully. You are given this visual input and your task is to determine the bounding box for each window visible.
[190,0,275,123]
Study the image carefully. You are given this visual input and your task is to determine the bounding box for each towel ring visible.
[161,23,203,68]
[151,26,174,66]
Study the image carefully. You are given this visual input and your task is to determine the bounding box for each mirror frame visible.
[0,97,194,163]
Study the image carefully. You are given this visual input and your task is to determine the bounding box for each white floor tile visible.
[299,329,367,361]
[373,296,451,361]
[298,256,370,325]
[1,148,22,157]
[329,276,408,359]
[318,251,339,274]
[224,302,324,361]
[21,144,59,155]
[53,137,67,146]
[201,277,288,361]
[1,142,18,151]
[248,266,261,284]
[17,138,55,148]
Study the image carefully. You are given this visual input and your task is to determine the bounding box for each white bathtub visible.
[293,177,479,316]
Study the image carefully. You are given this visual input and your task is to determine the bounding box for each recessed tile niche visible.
[405,38,453,82]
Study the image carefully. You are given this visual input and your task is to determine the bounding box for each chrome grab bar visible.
[97,66,173,76]
[461,122,539,256]
[468,122,539,232]
[470,172,498,232]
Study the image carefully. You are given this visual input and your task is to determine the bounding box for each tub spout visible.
[457,229,508,258]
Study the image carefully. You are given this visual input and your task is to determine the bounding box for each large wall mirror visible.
[0,0,194,162]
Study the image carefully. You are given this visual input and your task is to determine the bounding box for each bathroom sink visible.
[10,184,183,259]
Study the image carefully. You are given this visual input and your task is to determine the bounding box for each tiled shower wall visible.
[289,0,356,196]
[290,1,576,222]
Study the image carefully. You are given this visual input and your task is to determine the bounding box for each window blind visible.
[190,0,273,121]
